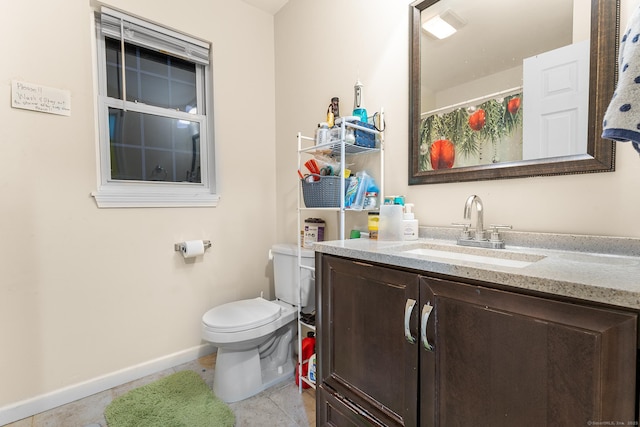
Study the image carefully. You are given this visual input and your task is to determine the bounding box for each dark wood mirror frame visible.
[409,0,619,185]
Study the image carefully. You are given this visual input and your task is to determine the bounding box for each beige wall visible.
[275,0,640,244]
[0,0,277,412]
[1,0,638,419]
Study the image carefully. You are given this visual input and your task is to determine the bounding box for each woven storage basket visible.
[301,175,350,208]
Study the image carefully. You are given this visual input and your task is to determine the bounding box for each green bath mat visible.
[104,370,235,427]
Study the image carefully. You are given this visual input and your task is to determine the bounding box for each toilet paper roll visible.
[181,240,205,258]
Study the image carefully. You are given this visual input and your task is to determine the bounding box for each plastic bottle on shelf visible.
[331,97,340,119]
[308,353,317,384]
[345,127,356,144]
[316,122,329,145]
[326,104,335,128]
[363,182,379,210]
[363,191,378,210]
[296,332,316,389]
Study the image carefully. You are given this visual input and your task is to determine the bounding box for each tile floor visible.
[5,353,316,427]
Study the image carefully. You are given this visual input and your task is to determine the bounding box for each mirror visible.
[409,0,619,184]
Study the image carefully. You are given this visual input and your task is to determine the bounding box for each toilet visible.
[201,243,315,402]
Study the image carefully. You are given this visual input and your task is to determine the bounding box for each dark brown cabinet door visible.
[317,385,388,427]
[318,255,420,426]
[420,276,638,426]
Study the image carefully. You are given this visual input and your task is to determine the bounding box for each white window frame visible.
[91,7,219,208]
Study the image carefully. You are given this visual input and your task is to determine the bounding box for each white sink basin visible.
[397,242,546,269]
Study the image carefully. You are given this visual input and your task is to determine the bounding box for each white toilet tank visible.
[270,243,315,307]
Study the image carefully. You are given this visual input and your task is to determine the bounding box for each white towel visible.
[602,3,640,154]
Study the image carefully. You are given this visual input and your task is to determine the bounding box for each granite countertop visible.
[313,227,640,310]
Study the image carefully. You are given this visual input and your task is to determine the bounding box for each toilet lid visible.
[202,297,282,332]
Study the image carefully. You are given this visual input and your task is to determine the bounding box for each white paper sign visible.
[11,80,71,116]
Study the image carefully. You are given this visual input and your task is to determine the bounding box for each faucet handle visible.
[452,222,472,240]
[488,224,512,242]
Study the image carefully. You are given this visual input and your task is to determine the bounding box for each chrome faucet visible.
[464,195,485,241]
[454,195,512,249]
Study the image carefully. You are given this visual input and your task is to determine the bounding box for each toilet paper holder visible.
[174,240,212,252]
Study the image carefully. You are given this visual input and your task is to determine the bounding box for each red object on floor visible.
[295,333,316,389]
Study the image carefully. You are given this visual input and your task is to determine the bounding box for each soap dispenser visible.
[403,203,419,241]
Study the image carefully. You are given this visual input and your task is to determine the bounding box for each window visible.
[92,7,218,207]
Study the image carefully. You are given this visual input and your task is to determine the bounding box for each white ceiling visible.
[241,0,289,14]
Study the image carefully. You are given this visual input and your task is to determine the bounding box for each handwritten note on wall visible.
[11,80,71,116]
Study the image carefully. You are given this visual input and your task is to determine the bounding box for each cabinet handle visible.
[421,302,434,351]
[404,298,417,344]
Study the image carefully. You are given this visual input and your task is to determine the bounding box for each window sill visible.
[91,186,220,208]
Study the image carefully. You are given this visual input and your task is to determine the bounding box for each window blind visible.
[100,7,210,66]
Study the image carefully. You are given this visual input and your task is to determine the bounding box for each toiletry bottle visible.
[331,97,340,119]
[326,104,335,128]
[308,353,317,384]
[368,211,379,239]
[316,122,329,145]
[345,127,356,144]
[403,203,419,241]
[363,191,378,210]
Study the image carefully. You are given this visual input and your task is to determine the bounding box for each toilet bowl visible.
[202,298,297,402]
[201,243,314,403]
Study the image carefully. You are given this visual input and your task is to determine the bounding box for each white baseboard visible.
[0,344,215,426]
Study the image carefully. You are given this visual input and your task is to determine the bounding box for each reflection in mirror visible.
[409,0,619,184]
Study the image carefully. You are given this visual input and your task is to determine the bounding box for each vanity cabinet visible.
[317,255,420,426]
[316,253,638,426]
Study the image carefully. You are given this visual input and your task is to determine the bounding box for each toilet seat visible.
[202,297,281,333]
